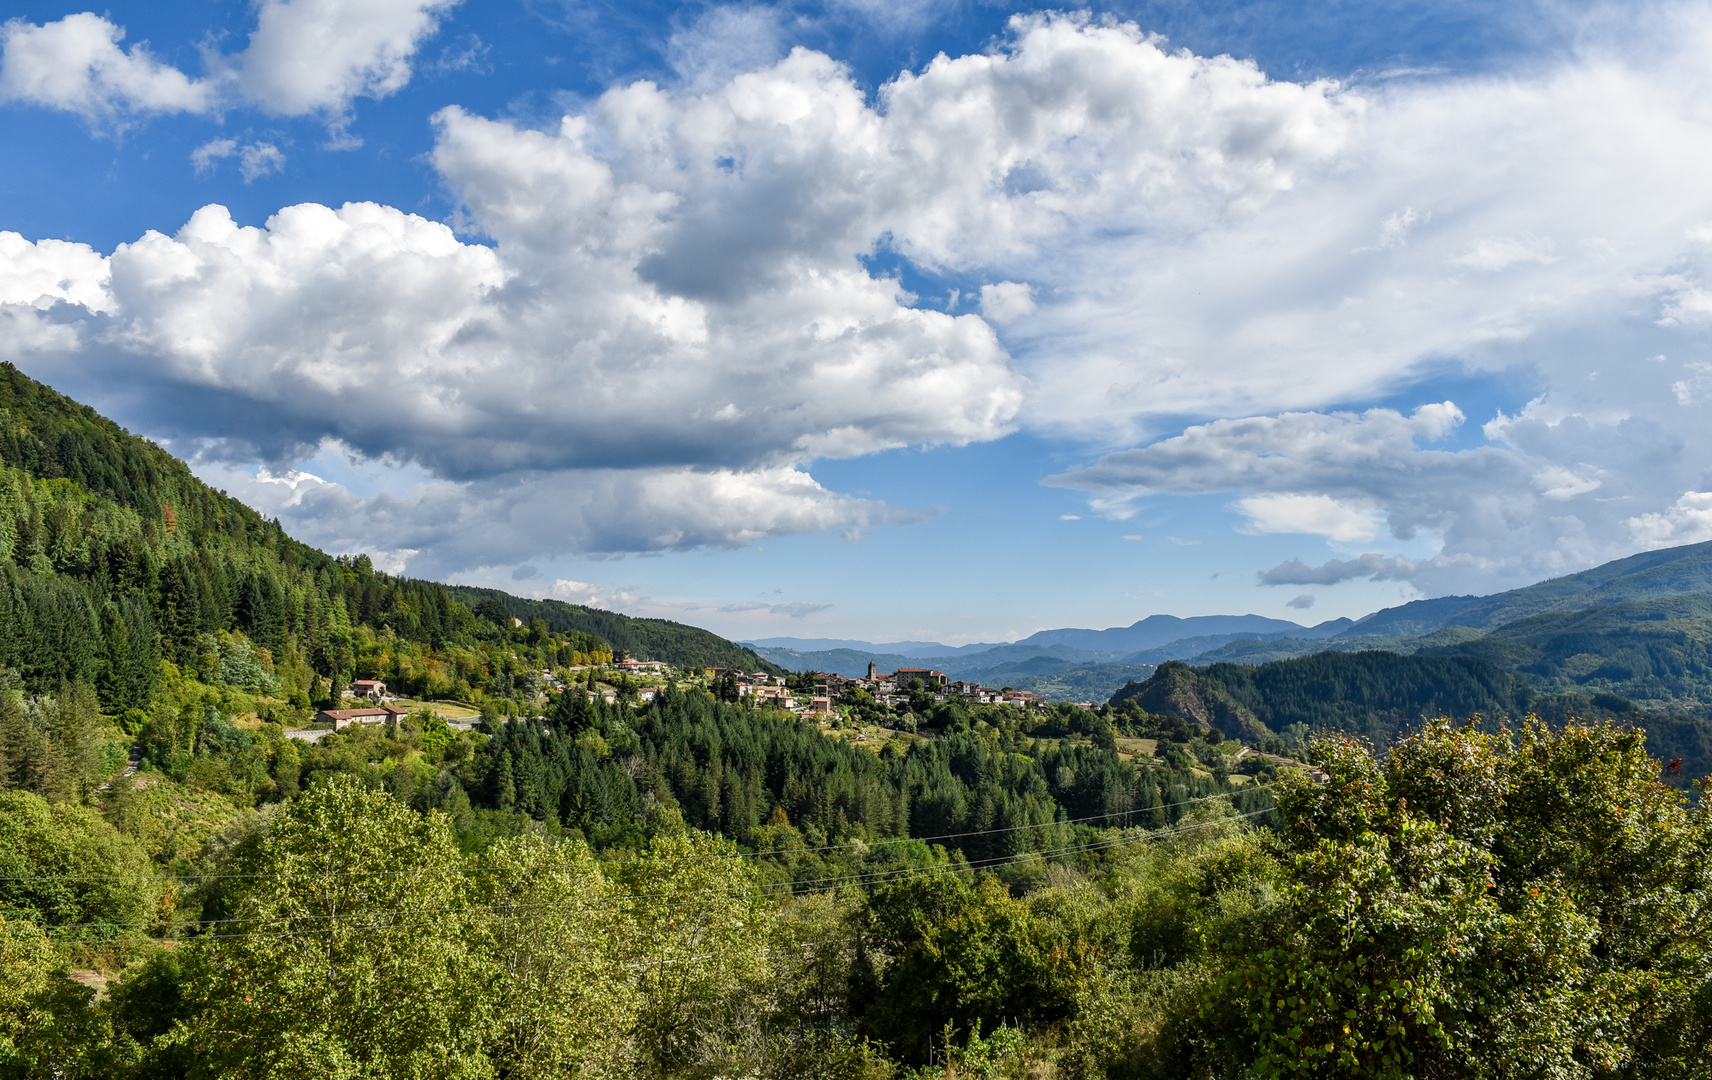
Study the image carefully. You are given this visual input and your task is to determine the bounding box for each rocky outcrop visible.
[1111,662,1272,743]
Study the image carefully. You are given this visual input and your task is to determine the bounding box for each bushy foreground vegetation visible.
[2,701,1707,1079]
[5,350,1712,1077]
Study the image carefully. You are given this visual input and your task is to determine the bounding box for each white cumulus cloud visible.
[999,10,1712,448]
[234,0,459,117]
[979,281,1036,324]
[0,231,112,312]
[1627,491,1712,549]
[1050,399,1692,593]
[196,455,919,578]
[1232,493,1384,543]
[0,13,213,121]
[1,2,455,131]
[1450,235,1556,272]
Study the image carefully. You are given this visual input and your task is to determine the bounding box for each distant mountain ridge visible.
[753,541,1712,707]
[744,637,1006,659]
[1346,541,1712,636]
[746,614,1356,703]
[1019,613,1348,653]
[749,642,1118,682]
[1098,544,1712,784]
[747,614,1350,667]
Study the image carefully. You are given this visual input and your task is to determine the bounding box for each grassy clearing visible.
[391,698,481,719]
[1113,736,1158,758]
[813,719,923,752]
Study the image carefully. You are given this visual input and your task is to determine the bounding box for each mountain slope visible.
[971,661,1158,702]
[749,617,1359,688]
[0,363,768,703]
[1425,592,1712,708]
[1112,653,1536,744]
[1347,541,1712,636]
[1183,627,1488,667]
[444,586,779,674]
[1111,648,1712,783]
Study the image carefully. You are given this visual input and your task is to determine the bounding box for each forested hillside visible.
[0,362,770,713]
[476,688,1268,859]
[1113,650,1712,782]
[1113,653,1534,743]
[1424,591,1712,703]
[1348,539,1712,635]
[445,585,779,673]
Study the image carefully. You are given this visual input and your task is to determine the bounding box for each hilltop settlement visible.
[712,661,1046,714]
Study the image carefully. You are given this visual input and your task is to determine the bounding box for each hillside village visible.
[714,660,1050,714]
[307,657,1055,736]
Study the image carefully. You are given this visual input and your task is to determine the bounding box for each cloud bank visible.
[1050,399,1687,593]
[6,10,1712,594]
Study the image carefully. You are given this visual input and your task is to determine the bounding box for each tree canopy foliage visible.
[3,364,1712,1077]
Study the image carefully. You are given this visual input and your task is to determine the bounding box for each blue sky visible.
[4,0,1712,644]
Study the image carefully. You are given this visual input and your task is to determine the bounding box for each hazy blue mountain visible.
[1014,613,1330,654]
[756,541,1712,705]
[754,615,1348,668]
[748,615,1359,691]
[744,637,934,652]
[746,647,923,678]
[749,642,1117,681]
[892,642,1013,658]
[952,643,1117,670]
[742,637,1004,657]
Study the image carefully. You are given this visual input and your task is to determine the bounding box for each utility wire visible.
[38,811,1259,936]
[0,783,1276,885]
[27,809,1269,944]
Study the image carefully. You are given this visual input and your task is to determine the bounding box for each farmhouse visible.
[315,704,410,730]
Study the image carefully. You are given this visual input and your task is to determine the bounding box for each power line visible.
[82,810,1265,944]
[0,784,1276,885]
[39,811,1258,937]
[26,809,1269,944]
